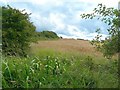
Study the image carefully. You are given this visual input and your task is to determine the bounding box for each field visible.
[30,39,103,57]
[2,39,118,88]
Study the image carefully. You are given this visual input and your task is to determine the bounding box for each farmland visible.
[1,2,119,88]
[2,39,118,88]
[31,39,97,55]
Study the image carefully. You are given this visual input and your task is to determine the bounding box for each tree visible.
[81,4,120,59]
[2,5,36,56]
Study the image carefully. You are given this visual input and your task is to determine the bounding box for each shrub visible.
[2,5,36,56]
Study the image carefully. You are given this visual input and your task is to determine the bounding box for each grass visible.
[2,39,118,88]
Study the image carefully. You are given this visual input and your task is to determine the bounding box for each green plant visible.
[2,5,36,56]
[2,39,118,88]
[2,52,118,88]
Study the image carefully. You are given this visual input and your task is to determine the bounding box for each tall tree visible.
[2,5,36,56]
[81,4,120,59]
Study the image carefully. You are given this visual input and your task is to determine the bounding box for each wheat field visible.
[31,39,102,57]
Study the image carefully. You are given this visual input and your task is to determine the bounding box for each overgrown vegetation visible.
[2,51,118,88]
[2,5,36,56]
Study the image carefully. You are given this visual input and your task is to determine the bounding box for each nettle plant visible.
[81,4,120,59]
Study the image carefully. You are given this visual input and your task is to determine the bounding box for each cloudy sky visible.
[0,0,119,40]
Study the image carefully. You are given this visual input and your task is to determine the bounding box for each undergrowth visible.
[2,51,118,88]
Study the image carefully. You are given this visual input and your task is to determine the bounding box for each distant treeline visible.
[35,31,59,40]
[77,38,88,41]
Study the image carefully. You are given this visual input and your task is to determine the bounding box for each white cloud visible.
[30,12,67,32]
[57,24,108,40]
[0,0,118,40]
[1,0,118,7]
[75,0,118,8]
[0,0,64,7]
[58,32,108,40]
[67,25,86,36]
[49,13,66,30]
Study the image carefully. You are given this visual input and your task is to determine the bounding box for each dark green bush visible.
[2,5,36,56]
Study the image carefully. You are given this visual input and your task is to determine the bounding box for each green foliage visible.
[2,5,36,56]
[35,31,59,40]
[81,4,120,58]
[2,51,118,88]
[0,6,1,87]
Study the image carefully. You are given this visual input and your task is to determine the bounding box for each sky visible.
[0,0,119,40]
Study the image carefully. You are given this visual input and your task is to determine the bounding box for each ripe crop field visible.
[30,39,102,57]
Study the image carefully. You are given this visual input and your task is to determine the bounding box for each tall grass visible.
[2,50,118,88]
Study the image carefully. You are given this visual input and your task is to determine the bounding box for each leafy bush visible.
[2,5,36,56]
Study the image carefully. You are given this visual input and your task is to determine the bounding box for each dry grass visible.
[30,39,102,57]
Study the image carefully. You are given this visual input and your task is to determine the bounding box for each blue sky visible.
[0,0,119,40]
